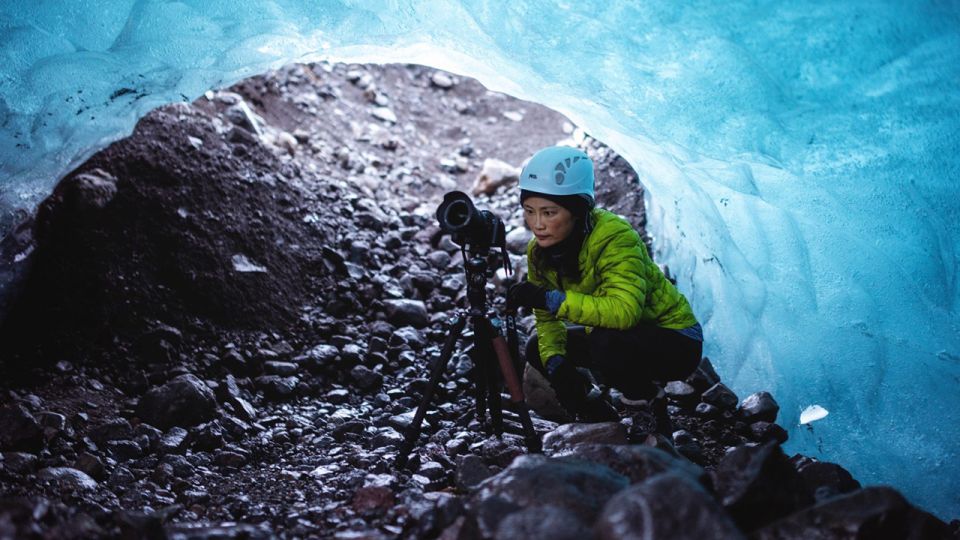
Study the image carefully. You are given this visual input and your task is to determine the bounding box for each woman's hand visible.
[507,282,549,311]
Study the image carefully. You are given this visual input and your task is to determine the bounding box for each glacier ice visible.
[1,0,958,518]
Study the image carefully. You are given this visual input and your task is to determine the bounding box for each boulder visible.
[752,487,952,540]
[739,391,780,423]
[596,472,746,540]
[136,374,217,430]
[711,442,813,532]
[494,504,592,540]
[701,382,739,410]
[469,454,628,535]
[791,456,861,502]
[470,158,520,196]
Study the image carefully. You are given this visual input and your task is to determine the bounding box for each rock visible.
[664,380,697,406]
[106,439,143,461]
[215,450,247,468]
[371,107,397,123]
[694,401,721,419]
[430,72,455,89]
[74,452,106,480]
[711,442,813,532]
[351,365,384,392]
[739,391,780,423]
[137,374,217,430]
[300,343,340,371]
[38,467,98,491]
[2,451,39,474]
[456,454,493,490]
[164,523,272,539]
[480,437,524,468]
[383,299,429,328]
[470,158,520,196]
[219,374,257,421]
[494,505,592,540]
[159,427,190,454]
[752,486,952,540]
[0,404,44,452]
[556,444,706,486]
[701,382,739,410]
[89,418,133,443]
[595,472,746,540]
[522,364,574,422]
[255,375,299,400]
[263,361,299,376]
[470,454,629,534]
[221,349,251,375]
[791,456,861,502]
[686,357,721,392]
[353,485,395,513]
[542,422,628,455]
[505,227,533,254]
[749,421,788,444]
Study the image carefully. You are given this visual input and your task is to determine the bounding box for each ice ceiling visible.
[1,0,958,518]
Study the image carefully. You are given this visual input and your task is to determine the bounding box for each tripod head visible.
[435,191,512,312]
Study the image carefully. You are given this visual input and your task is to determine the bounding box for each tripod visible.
[395,247,542,470]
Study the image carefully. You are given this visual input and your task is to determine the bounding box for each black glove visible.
[507,282,549,312]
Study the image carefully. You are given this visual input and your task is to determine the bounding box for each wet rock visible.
[2,451,39,474]
[752,486,952,540]
[193,422,225,452]
[106,440,143,461]
[353,485,395,513]
[38,467,98,491]
[739,391,780,423]
[165,522,272,539]
[522,364,573,422]
[221,349,251,375]
[556,444,706,486]
[791,456,861,502]
[383,299,429,328]
[470,454,628,534]
[701,382,739,410]
[137,374,217,430]
[542,422,628,455]
[480,437,524,468]
[0,404,44,452]
[494,504,592,540]
[255,375,299,399]
[371,427,404,448]
[694,401,721,419]
[215,450,247,468]
[596,472,746,540]
[351,365,384,392]
[711,442,813,532]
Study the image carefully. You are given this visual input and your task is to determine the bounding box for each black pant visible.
[525,324,702,402]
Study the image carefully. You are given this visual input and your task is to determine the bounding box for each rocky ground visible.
[0,63,956,539]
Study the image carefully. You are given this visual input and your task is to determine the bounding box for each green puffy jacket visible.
[527,208,698,364]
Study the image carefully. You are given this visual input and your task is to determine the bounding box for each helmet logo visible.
[554,162,566,185]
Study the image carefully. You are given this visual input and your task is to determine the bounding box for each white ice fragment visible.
[13,245,34,263]
[800,405,829,425]
[177,208,189,218]
[231,254,267,273]
[502,110,524,122]
[309,465,337,477]
[187,136,203,149]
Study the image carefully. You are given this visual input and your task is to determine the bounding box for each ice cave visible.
[0,0,958,519]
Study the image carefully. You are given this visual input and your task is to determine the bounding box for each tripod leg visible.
[395,315,467,470]
[493,333,543,454]
[472,317,504,437]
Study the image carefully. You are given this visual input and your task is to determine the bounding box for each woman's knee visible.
[524,333,542,370]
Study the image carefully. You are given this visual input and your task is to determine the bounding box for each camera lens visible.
[443,199,471,229]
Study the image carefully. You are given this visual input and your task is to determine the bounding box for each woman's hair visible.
[525,192,594,285]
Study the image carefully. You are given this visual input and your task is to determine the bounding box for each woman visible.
[507,146,703,427]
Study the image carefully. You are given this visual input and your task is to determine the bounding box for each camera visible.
[435,191,506,254]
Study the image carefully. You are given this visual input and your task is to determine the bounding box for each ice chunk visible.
[799,405,829,425]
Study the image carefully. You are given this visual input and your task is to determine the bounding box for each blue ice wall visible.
[1,0,958,518]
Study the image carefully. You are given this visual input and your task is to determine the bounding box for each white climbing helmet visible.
[519,146,595,204]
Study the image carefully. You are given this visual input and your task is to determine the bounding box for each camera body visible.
[435,191,506,255]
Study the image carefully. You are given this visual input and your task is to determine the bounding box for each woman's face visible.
[523,196,575,248]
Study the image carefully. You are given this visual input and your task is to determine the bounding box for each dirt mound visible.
[0,102,330,363]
